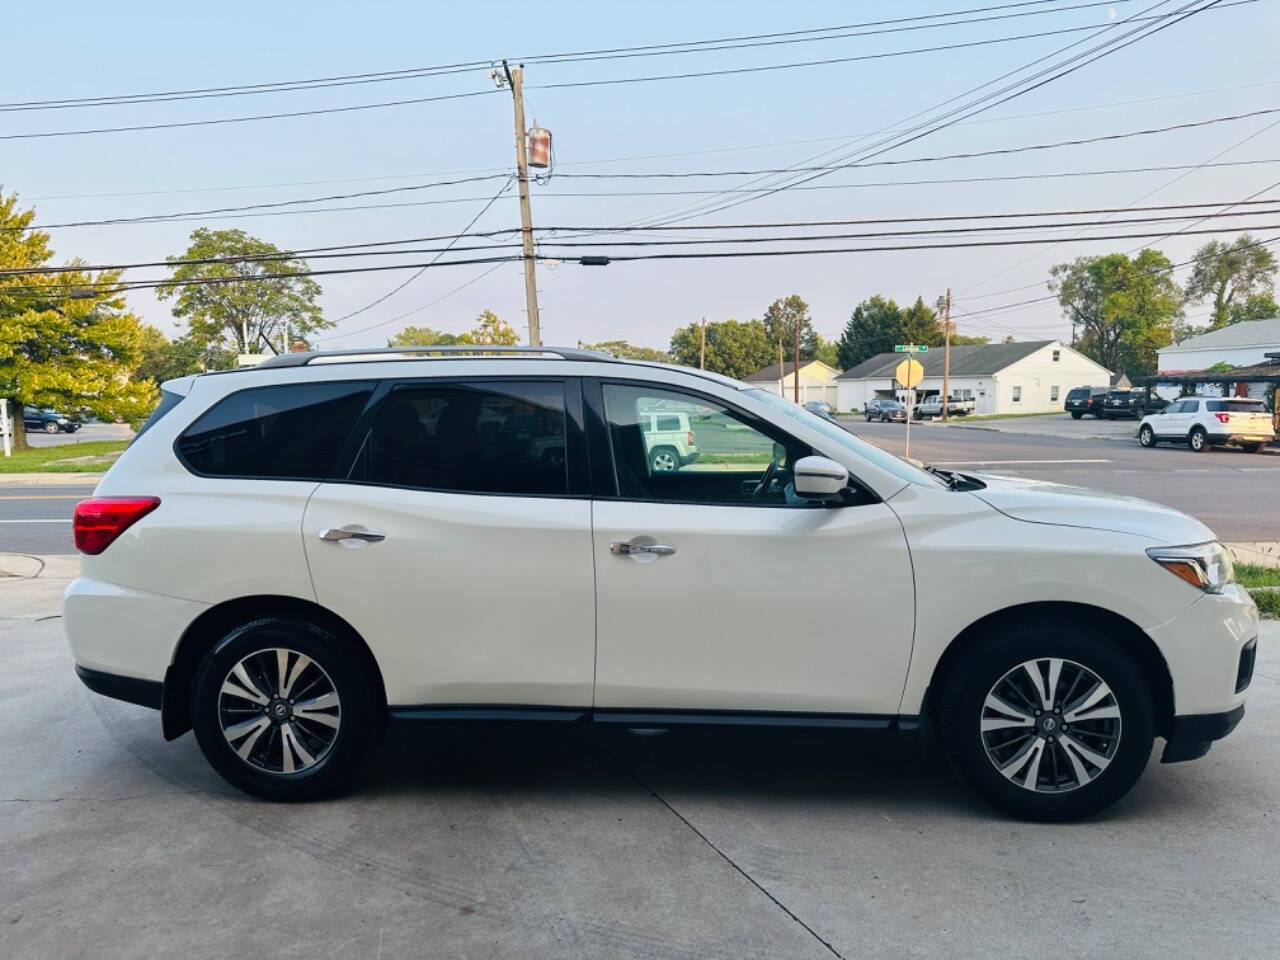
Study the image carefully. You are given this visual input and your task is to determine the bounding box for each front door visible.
[1154,399,1190,438]
[303,378,596,710]
[588,380,915,717]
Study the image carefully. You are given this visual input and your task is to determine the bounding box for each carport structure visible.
[1137,354,1280,434]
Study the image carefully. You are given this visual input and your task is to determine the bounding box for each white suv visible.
[1139,395,1274,452]
[66,347,1257,820]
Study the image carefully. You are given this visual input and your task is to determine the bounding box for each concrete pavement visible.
[2,610,1277,958]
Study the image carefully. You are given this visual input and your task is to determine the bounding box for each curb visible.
[0,473,102,486]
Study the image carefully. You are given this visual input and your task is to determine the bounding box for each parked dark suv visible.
[1064,387,1108,419]
[864,398,907,422]
[23,408,80,434]
[1102,389,1167,420]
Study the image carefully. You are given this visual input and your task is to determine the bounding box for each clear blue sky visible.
[4,0,1278,352]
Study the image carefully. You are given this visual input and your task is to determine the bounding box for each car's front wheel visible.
[939,619,1154,821]
[43,421,60,434]
[1138,424,1156,447]
[191,617,383,801]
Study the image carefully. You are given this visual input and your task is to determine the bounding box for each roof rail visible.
[254,345,618,369]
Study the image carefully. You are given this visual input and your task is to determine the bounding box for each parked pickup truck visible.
[913,395,975,419]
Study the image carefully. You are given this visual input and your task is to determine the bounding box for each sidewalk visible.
[0,472,101,486]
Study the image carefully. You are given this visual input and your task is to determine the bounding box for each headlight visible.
[1146,542,1234,594]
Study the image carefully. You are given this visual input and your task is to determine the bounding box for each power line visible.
[20,104,1280,233]
[0,2,1126,112]
[1,3,1247,141]
[331,177,514,323]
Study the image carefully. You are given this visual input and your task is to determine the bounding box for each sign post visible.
[0,399,10,458]
[894,345,927,460]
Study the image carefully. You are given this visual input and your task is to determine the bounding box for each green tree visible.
[135,325,233,383]
[900,296,944,347]
[670,318,773,379]
[837,295,902,369]
[387,325,463,347]
[1049,249,1182,376]
[762,295,818,361]
[1,190,154,450]
[812,335,840,369]
[950,333,990,346]
[461,309,519,345]
[1228,292,1278,326]
[158,228,329,355]
[1184,234,1276,329]
[580,339,671,362]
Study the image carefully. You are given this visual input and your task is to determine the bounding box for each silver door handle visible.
[319,527,386,544]
[610,541,676,556]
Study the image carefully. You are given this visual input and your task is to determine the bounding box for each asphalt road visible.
[21,422,133,448]
[0,485,92,556]
[839,419,1279,541]
[3,616,1277,958]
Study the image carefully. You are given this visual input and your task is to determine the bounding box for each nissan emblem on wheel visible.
[65,346,1257,819]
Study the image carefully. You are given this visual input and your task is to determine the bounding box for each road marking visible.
[930,459,1113,466]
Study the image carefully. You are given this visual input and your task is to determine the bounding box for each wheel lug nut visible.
[1035,709,1042,716]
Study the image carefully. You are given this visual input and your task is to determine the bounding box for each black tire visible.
[43,420,59,434]
[1070,412,1082,420]
[1138,424,1156,448]
[192,617,384,801]
[649,446,680,473]
[937,617,1154,821]
[1242,443,1263,454]
[1188,426,1208,453]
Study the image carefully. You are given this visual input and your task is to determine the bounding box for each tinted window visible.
[132,389,185,444]
[177,381,373,479]
[363,381,567,496]
[1207,399,1264,412]
[601,383,810,505]
[1066,388,1090,400]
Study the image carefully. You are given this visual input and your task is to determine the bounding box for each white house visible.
[744,360,841,406]
[835,340,1111,415]
[1155,318,1280,399]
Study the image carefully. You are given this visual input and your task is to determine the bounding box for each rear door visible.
[303,377,596,710]
[586,378,915,717]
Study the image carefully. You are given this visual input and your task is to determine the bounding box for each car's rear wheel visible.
[192,617,383,801]
[1138,425,1156,447]
[1070,412,1082,420]
[1188,426,1208,452]
[1242,442,1264,454]
[938,618,1153,821]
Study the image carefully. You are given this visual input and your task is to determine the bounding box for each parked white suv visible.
[638,409,699,472]
[1139,396,1274,452]
[66,347,1257,819]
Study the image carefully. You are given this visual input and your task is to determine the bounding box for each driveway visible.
[2,614,1277,959]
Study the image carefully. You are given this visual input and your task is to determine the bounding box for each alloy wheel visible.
[218,648,341,774]
[651,451,678,472]
[980,657,1121,794]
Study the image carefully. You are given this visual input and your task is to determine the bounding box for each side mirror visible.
[793,455,849,503]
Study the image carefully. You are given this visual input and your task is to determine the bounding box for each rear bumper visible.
[1205,432,1275,445]
[1161,705,1245,763]
[75,664,162,710]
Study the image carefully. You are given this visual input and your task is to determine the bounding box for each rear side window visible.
[176,381,373,479]
[131,389,185,444]
[655,415,682,431]
[1207,399,1263,412]
[361,380,568,496]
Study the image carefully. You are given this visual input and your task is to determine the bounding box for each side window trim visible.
[332,374,590,499]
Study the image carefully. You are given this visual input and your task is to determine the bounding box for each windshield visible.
[745,389,942,487]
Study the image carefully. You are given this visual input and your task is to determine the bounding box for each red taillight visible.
[1215,412,1230,424]
[687,431,695,447]
[73,497,160,555]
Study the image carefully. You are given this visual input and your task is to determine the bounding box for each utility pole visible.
[941,288,952,421]
[793,321,801,404]
[501,60,541,346]
[777,339,785,397]
[699,317,706,370]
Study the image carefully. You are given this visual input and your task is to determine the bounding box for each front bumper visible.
[1162,705,1246,763]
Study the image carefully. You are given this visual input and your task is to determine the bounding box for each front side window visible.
[176,381,373,479]
[600,383,809,505]
[362,380,568,496]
